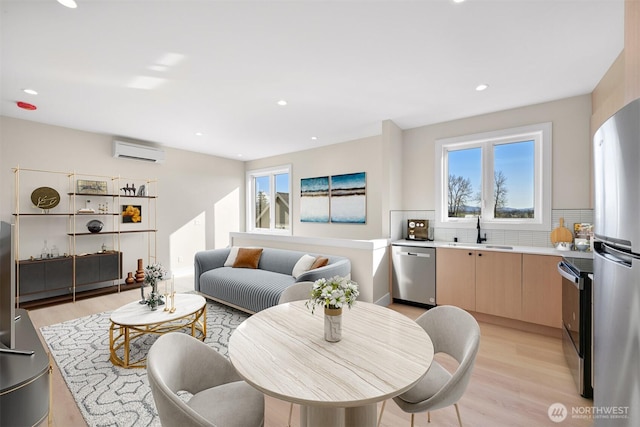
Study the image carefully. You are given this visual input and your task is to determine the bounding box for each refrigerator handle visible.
[595,243,633,268]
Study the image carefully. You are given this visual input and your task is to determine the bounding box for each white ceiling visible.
[0,0,624,161]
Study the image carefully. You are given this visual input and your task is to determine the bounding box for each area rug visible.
[40,300,249,427]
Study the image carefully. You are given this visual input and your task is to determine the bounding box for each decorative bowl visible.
[555,242,572,251]
[86,219,104,233]
[575,242,590,252]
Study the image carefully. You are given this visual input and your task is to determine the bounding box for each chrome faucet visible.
[476,217,487,244]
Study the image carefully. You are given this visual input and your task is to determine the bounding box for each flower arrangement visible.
[305,275,359,313]
[144,263,168,310]
[144,263,167,287]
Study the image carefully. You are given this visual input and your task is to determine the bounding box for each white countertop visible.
[392,239,594,259]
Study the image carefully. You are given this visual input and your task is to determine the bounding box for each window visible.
[435,123,551,231]
[247,165,291,233]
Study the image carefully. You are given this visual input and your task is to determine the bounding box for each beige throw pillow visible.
[224,246,240,267]
[292,254,316,278]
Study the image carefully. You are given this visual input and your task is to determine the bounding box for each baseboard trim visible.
[469,311,562,338]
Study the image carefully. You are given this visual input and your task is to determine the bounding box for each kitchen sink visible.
[443,242,513,250]
[485,245,514,250]
[444,242,482,248]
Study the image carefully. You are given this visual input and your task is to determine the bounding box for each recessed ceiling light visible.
[195,132,203,136]
[127,76,166,90]
[476,84,489,91]
[57,0,78,9]
[311,136,318,141]
[277,99,288,106]
[23,88,38,95]
[237,154,243,158]
[148,65,168,72]
[453,0,465,3]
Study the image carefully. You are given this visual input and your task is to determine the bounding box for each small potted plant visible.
[306,276,359,342]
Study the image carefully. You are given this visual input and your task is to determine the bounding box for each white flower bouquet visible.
[144,263,167,287]
[305,275,359,313]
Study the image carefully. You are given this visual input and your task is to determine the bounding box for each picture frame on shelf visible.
[77,180,108,195]
[122,205,142,223]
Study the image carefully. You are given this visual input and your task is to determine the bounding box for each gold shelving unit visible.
[13,166,158,307]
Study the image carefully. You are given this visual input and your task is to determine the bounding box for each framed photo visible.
[330,172,366,223]
[77,180,108,195]
[300,176,329,223]
[121,205,142,223]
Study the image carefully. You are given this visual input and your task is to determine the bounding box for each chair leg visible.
[377,400,386,427]
[410,413,415,427]
[428,411,431,423]
[287,403,293,427]
[454,403,463,427]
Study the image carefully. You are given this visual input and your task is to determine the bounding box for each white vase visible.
[324,307,342,342]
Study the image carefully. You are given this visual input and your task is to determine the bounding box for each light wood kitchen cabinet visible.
[436,248,476,311]
[475,251,522,319]
[521,254,562,328]
[437,247,522,319]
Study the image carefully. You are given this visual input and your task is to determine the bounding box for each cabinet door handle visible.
[468,252,473,256]
[478,253,483,257]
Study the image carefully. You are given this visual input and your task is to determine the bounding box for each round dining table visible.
[228,300,434,427]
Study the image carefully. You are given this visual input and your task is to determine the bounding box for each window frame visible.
[246,164,292,234]
[434,123,552,231]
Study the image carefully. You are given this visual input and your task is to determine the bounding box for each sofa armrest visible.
[295,258,351,283]
[194,248,231,291]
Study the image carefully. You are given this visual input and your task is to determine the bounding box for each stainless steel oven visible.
[558,256,593,398]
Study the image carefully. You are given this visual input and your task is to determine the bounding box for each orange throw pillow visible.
[233,248,263,269]
[310,256,329,270]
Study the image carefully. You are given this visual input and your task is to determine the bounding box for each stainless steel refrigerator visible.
[593,97,640,426]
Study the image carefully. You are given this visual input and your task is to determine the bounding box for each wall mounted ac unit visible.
[112,140,165,163]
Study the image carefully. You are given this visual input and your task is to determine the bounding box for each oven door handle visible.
[557,262,583,290]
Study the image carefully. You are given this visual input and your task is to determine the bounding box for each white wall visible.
[401,94,593,211]
[245,133,387,240]
[1,116,245,278]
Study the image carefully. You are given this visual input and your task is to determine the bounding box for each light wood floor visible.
[29,289,593,427]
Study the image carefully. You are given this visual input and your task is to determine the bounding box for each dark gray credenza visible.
[0,309,50,426]
[17,251,122,303]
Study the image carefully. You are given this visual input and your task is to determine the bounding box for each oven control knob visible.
[409,221,415,228]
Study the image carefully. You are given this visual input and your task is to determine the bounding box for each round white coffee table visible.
[109,293,207,368]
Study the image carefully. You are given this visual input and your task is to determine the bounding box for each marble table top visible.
[109,293,205,326]
[229,300,434,407]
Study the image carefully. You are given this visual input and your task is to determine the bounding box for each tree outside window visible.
[436,123,551,231]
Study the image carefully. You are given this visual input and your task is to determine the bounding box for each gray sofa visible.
[194,247,351,313]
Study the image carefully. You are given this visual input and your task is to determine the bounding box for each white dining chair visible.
[377,305,480,427]
[277,281,314,426]
[278,281,314,305]
[147,332,264,427]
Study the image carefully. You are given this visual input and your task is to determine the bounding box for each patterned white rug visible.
[40,300,249,427]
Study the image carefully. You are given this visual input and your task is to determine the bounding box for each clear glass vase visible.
[148,291,159,311]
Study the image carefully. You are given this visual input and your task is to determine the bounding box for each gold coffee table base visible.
[109,295,207,369]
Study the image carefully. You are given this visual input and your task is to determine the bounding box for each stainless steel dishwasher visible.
[391,244,436,307]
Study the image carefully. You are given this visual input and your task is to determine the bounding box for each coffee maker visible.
[407,219,429,241]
